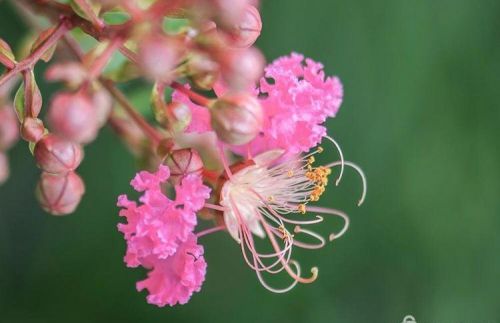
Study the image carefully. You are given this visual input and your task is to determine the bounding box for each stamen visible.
[306,206,350,241]
[324,160,367,206]
[297,204,306,214]
[217,141,233,180]
[204,203,226,212]
[324,135,344,186]
[196,225,226,238]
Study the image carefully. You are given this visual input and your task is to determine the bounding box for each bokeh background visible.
[1,1,500,322]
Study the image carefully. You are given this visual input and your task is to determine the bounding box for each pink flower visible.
[117,165,211,267]
[172,53,343,156]
[242,52,343,155]
[136,234,207,307]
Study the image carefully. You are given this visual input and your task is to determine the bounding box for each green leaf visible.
[69,0,102,23]
[0,38,16,62]
[30,27,57,62]
[102,11,130,25]
[14,71,42,122]
[163,18,189,34]
[151,82,166,124]
[14,83,26,123]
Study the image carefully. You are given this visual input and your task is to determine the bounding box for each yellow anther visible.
[298,204,306,214]
[287,170,294,177]
[267,195,275,202]
[308,156,315,164]
[278,225,293,241]
[317,146,324,153]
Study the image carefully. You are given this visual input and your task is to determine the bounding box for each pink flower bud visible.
[92,89,112,127]
[0,105,19,151]
[48,91,99,144]
[222,47,265,90]
[21,117,45,143]
[208,0,248,28]
[0,152,9,184]
[138,36,182,81]
[226,5,262,48]
[45,62,88,87]
[210,93,263,145]
[165,148,204,185]
[36,171,85,215]
[34,134,83,174]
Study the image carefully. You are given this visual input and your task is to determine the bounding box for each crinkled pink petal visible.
[175,174,211,212]
[233,52,343,156]
[117,166,211,265]
[136,234,207,307]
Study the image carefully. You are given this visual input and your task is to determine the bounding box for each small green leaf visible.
[14,83,26,123]
[0,38,16,62]
[163,18,189,34]
[30,27,57,62]
[151,82,166,124]
[69,0,102,23]
[14,71,42,122]
[102,11,130,25]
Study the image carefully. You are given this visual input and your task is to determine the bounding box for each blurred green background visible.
[1,1,500,322]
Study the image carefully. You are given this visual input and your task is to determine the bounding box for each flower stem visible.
[101,79,163,146]
[170,81,213,107]
[0,18,70,88]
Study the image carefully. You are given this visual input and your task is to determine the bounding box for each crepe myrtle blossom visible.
[172,52,344,156]
[0,0,366,308]
[117,164,210,306]
[201,144,366,292]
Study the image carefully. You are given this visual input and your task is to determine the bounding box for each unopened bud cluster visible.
[0,0,266,214]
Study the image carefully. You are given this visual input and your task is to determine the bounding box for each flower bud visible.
[225,5,262,48]
[21,117,45,143]
[48,91,99,144]
[187,53,220,90]
[164,148,204,185]
[138,36,182,81]
[0,105,19,150]
[210,93,263,145]
[92,88,112,127]
[222,47,265,90]
[0,152,9,184]
[207,0,248,28]
[45,62,88,87]
[34,134,83,174]
[36,171,85,216]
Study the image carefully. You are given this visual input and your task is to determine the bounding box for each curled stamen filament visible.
[325,135,345,186]
[307,206,350,241]
[196,225,226,238]
[292,226,326,249]
[324,160,367,206]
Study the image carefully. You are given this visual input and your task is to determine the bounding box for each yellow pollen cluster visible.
[297,203,306,214]
[306,160,332,202]
[278,225,293,241]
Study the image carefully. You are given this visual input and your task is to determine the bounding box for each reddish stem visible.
[101,79,163,146]
[87,38,123,80]
[0,52,15,69]
[72,0,104,30]
[0,18,70,88]
[170,81,212,107]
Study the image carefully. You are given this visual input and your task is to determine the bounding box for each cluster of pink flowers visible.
[118,165,210,306]
[0,0,366,307]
